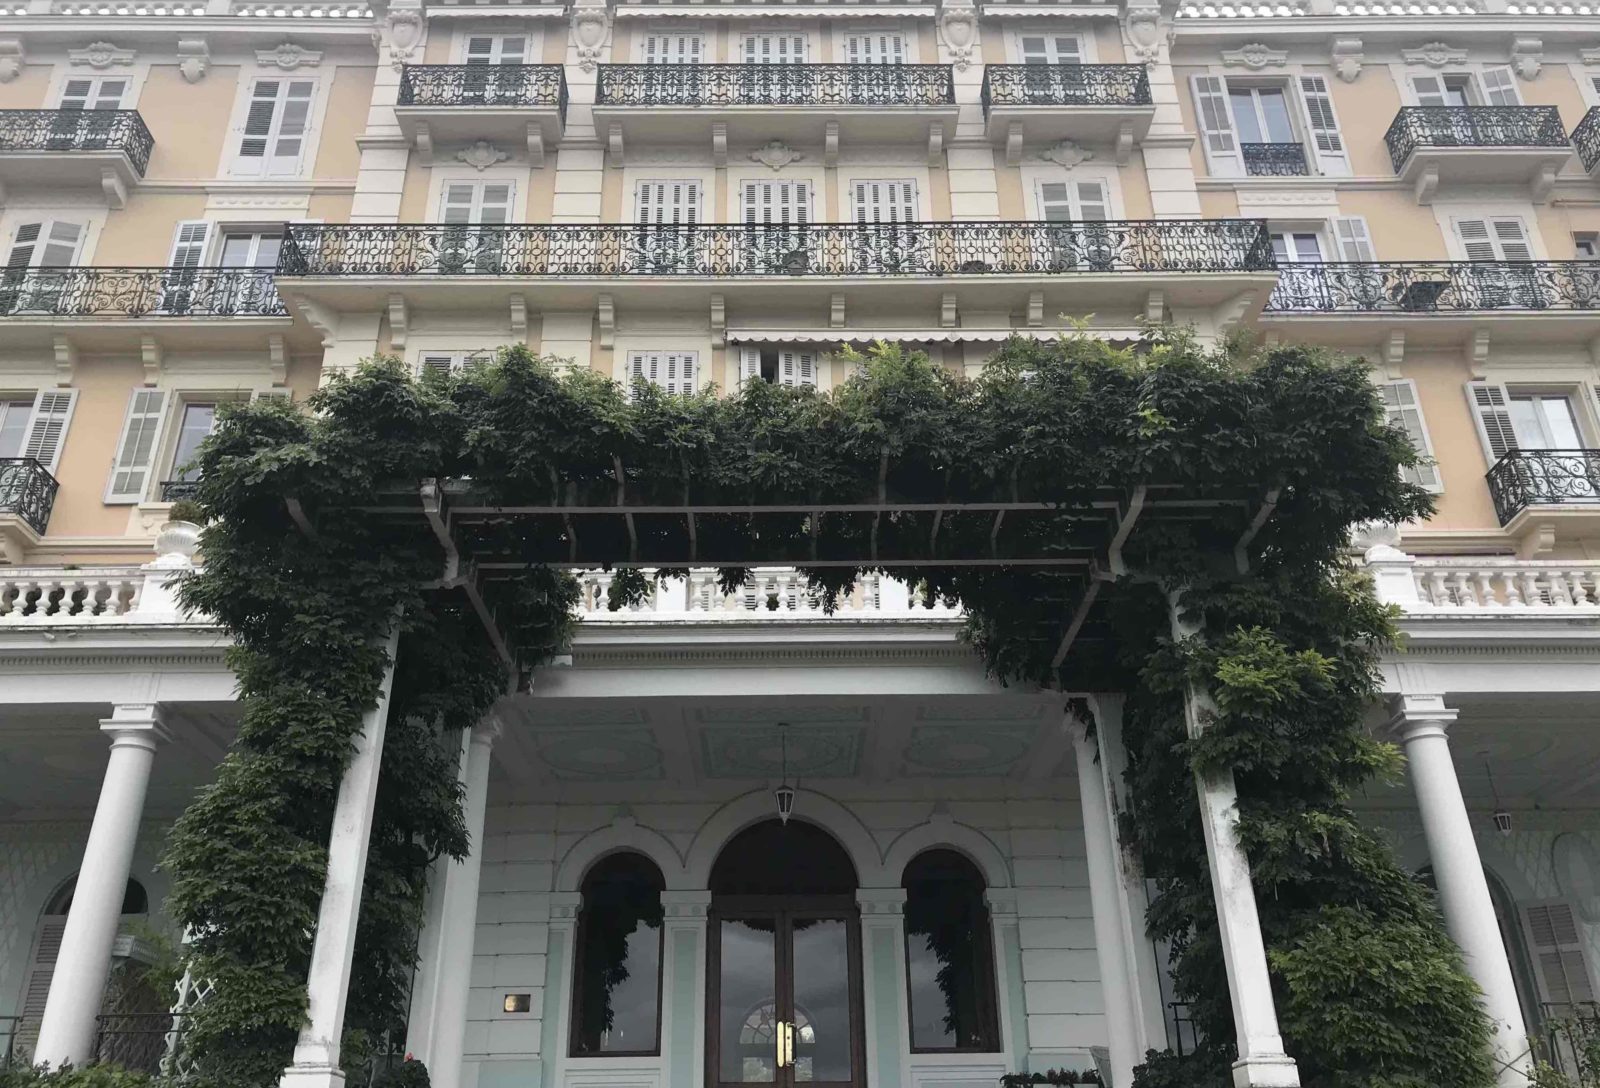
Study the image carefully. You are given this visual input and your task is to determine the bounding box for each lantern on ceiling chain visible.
[775,723,795,825]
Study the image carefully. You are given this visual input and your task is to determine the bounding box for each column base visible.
[279,1064,347,1088]
[1231,1055,1300,1088]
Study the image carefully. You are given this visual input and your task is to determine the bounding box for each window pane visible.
[791,918,853,1081]
[1230,89,1264,143]
[0,399,32,459]
[1257,88,1294,142]
[1538,397,1582,448]
[720,918,777,1082]
[171,404,216,482]
[573,854,664,1054]
[903,851,998,1051]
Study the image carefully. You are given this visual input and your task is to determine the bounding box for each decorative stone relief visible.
[1221,42,1288,69]
[937,0,978,71]
[69,42,136,69]
[1510,37,1542,81]
[1124,0,1165,63]
[257,42,321,70]
[1039,140,1094,168]
[902,722,1042,777]
[0,39,25,83]
[382,8,423,70]
[457,140,510,170]
[535,728,665,781]
[750,140,803,170]
[572,0,609,73]
[1401,41,1467,68]
[176,38,209,83]
[1331,38,1363,82]
[700,724,864,779]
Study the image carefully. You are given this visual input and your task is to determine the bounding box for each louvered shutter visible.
[1456,218,1531,261]
[237,79,315,176]
[778,351,817,388]
[1334,216,1374,261]
[23,390,77,473]
[1492,219,1532,261]
[253,388,292,403]
[742,181,809,226]
[465,35,525,64]
[1410,75,1449,106]
[1298,75,1348,176]
[744,33,806,64]
[105,389,169,503]
[1466,381,1517,464]
[853,180,917,224]
[643,32,702,65]
[636,181,698,225]
[1481,67,1520,106]
[16,918,67,1045]
[1020,35,1082,64]
[167,221,212,269]
[665,352,696,394]
[1523,902,1596,1007]
[10,221,85,269]
[739,347,762,388]
[60,77,125,110]
[419,353,458,379]
[1380,380,1441,491]
[1191,75,1241,176]
[845,32,906,65]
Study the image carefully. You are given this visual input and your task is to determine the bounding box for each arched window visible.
[570,852,665,1057]
[903,849,999,1052]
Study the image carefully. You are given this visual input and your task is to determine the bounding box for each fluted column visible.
[34,704,167,1067]
[1392,695,1530,1086]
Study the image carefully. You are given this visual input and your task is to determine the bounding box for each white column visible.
[280,627,402,1088]
[1392,695,1531,1087]
[34,704,167,1067]
[1169,592,1300,1088]
[405,731,472,1067]
[1066,713,1140,1087]
[424,719,500,1088]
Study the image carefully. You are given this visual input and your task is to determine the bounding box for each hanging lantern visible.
[1485,759,1512,836]
[775,723,795,824]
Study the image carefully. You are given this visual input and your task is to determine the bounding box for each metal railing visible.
[1538,1002,1600,1084]
[1263,261,1600,314]
[397,64,568,120]
[0,458,59,536]
[1384,105,1569,171]
[278,220,1276,277]
[1168,1002,1198,1057]
[1242,141,1309,176]
[596,63,954,107]
[979,63,1152,113]
[95,1013,176,1076]
[0,267,286,318]
[1575,106,1600,173]
[1487,450,1600,525]
[0,108,155,175]
[161,479,201,502]
[0,1015,19,1069]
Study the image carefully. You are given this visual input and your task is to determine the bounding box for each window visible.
[739,347,818,388]
[641,31,703,65]
[1230,85,1296,145]
[463,33,527,64]
[903,850,999,1052]
[167,402,217,486]
[1454,217,1533,261]
[1039,180,1111,270]
[1575,232,1598,261]
[1333,216,1374,261]
[234,78,316,177]
[628,351,698,396]
[851,179,917,223]
[106,389,168,503]
[0,391,76,472]
[1270,231,1323,263]
[742,180,809,272]
[59,76,127,111]
[439,180,515,273]
[1509,394,1583,451]
[1411,69,1518,107]
[636,180,700,226]
[743,32,807,64]
[1039,179,1109,221]
[3,220,87,314]
[0,396,32,458]
[844,31,906,65]
[1191,75,1344,176]
[1523,902,1597,1010]
[1018,34,1083,64]
[1381,380,1441,491]
[417,350,490,379]
[219,230,285,268]
[571,853,664,1056]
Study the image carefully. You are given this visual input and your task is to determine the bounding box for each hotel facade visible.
[1,0,1599,1086]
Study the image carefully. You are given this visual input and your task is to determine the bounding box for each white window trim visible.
[454,23,542,64]
[45,62,152,110]
[218,63,337,181]
[1021,165,1126,220]
[1577,65,1600,108]
[1397,65,1519,107]
[832,24,918,64]
[425,166,531,223]
[1,209,108,267]
[1008,26,1095,64]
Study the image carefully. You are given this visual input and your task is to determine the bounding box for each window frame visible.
[637,26,706,65]
[455,25,538,64]
[222,66,327,180]
[837,25,914,65]
[1380,378,1442,493]
[1010,28,1092,65]
[568,852,667,1059]
[900,849,1002,1055]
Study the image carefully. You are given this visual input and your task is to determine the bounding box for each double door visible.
[709,900,864,1088]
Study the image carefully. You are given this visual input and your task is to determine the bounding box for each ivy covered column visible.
[1391,696,1531,1087]
[1169,593,1301,1088]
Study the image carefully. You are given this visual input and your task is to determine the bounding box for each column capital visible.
[469,716,503,748]
[661,890,712,920]
[99,703,168,747]
[549,891,584,922]
[856,887,907,916]
[1388,694,1458,741]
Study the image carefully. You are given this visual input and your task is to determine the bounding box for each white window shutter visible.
[1038,182,1073,221]
[739,346,762,388]
[1298,75,1349,176]
[1456,218,1532,261]
[1465,381,1517,464]
[1191,75,1241,176]
[236,79,315,177]
[1523,902,1596,1006]
[1334,216,1374,262]
[105,389,169,503]
[419,353,458,379]
[1410,74,1448,106]
[465,35,495,63]
[1493,219,1533,261]
[442,182,478,223]
[271,80,314,174]
[478,183,514,224]
[23,389,77,473]
[778,351,817,388]
[1455,219,1498,261]
[237,80,281,174]
[1381,380,1441,492]
[9,220,85,269]
[1075,180,1110,221]
[60,78,94,110]
[17,918,67,1038]
[253,388,292,403]
[167,221,213,269]
[1481,67,1520,106]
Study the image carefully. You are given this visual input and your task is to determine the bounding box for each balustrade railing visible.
[0,458,58,536]
[0,567,143,622]
[1487,450,1600,524]
[578,568,959,619]
[95,1014,175,1076]
[1575,107,1600,173]
[1242,141,1310,176]
[1408,559,1600,609]
[596,63,954,107]
[979,64,1152,112]
[0,109,154,175]
[397,64,568,119]
[278,220,1275,277]
[0,266,285,318]
[1384,105,1569,170]
[1264,261,1600,314]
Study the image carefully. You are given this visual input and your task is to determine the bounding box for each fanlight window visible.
[571,852,665,1056]
[902,849,1000,1052]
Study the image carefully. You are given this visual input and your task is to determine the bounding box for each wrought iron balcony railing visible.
[397,64,568,119]
[161,479,200,502]
[0,109,155,175]
[95,1014,175,1077]
[595,64,954,107]
[1242,141,1310,176]
[1487,450,1600,525]
[0,458,59,536]
[277,220,1275,277]
[979,64,1152,113]
[0,267,286,318]
[1384,105,1569,171]
[1263,261,1600,314]
[1574,106,1600,173]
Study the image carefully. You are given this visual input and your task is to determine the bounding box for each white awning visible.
[617,3,937,17]
[726,329,1138,344]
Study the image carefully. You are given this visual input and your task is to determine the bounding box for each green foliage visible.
[0,1066,155,1088]
[164,500,206,525]
[998,1070,1103,1086]
[371,1059,431,1088]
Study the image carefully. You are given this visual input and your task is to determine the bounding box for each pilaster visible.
[662,891,711,1088]
[1121,0,1202,218]
[856,889,908,1088]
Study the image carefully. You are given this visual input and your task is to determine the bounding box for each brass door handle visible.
[775,1020,795,1068]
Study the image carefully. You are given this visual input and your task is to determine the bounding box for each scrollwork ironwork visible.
[1383,105,1569,172]
[980,64,1152,114]
[596,64,954,107]
[0,458,59,536]
[1487,450,1600,526]
[0,108,154,175]
[1573,106,1600,175]
[1241,142,1309,176]
[397,64,568,123]
[0,267,286,318]
[1263,261,1600,314]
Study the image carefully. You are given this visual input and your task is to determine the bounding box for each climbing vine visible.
[163,333,1488,1088]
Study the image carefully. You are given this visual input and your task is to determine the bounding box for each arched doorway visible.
[707,820,864,1088]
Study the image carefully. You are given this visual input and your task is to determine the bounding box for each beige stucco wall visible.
[93,194,210,263]
[0,64,51,109]
[1400,350,1503,531]
[311,66,375,179]
[1336,190,1449,259]
[1328,66,1403,178]
[46,359,148,540]
[140,66,239,181]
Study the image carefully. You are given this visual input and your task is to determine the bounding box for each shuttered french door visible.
[850,180,919,274]
[235,79,315,177]
[3,220,86,313]
[636,180,700,273]
[461,34,528,103]
[439,180,515,273]
[743,181,810,273]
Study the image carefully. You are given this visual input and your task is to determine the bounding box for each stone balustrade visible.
[1364,547,1600,610]
[0,562,196,625]
[577,568,959,620]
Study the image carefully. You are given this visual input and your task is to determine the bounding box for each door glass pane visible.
[1257,88,1293,142]
[1230,89,1263,143]
[790,918,852,1083]
[0,399,32,459]
[721,918,777,1083]
[1539,397,1582,449]
[171,403,216,482]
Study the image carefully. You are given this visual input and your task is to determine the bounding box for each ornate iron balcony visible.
[979,64,1152,113]
[0,267,286,318]
[1242,142,1309,176]
[278,220,1275,277]
[0,109,154,176]
[397,64,568,119]
[1487,450,1600,526]
[596,64,954,107]
[1384,106,1569,172]
[161,479,201,502]
[1263,261,1600,314]
[0,458,59,536]
[1575,106,1600,173]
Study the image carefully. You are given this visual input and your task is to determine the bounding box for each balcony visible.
[0,109,153,206]
[1575,106,1600,176]
[277,218,1276,317]
[394,64,567,164]
[1487,450,1600,528]
[1384,106,1571,203]
[1242,141,1309,177]
[592,64,958,161]
[0,458,59,564]
[979,64,1154,163]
